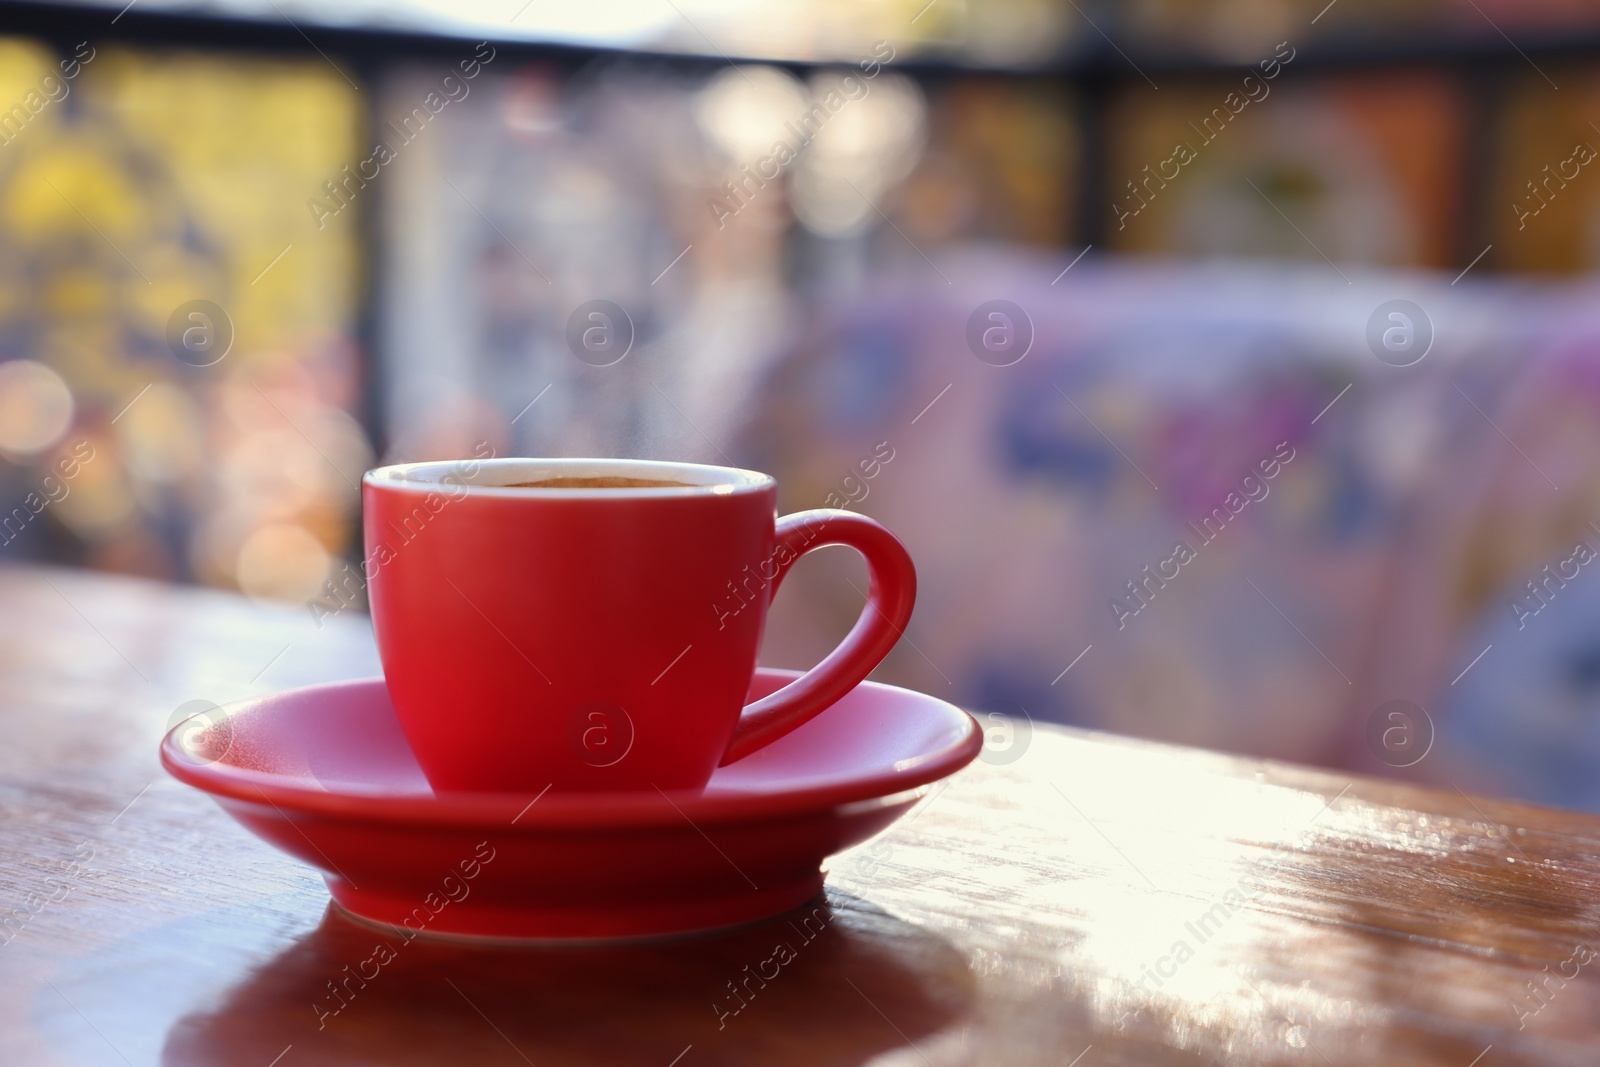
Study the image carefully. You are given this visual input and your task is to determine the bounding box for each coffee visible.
[507,477,695,489]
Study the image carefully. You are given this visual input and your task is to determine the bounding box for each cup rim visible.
[363,457,774,498]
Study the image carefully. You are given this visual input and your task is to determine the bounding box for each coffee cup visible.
[362,458,916,793]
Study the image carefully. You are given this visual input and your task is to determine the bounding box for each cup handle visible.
[719,509,917,765]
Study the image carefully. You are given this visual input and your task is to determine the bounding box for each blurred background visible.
[6,0,1600,809]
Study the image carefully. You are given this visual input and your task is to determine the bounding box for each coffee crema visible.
[505,476,696,489]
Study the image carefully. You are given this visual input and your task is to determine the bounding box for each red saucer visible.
[161,669,980,940]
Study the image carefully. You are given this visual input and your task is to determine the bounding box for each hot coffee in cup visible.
[362,458,916,793]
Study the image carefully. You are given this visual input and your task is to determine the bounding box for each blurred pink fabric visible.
[739,254,1600,812]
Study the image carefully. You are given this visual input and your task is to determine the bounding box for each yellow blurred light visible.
[51,438,137,536]
[5,148,149,245]
[221,427,332,520]
[235,522,332,601]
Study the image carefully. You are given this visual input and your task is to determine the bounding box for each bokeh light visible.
[234,521,333,601]
[790,73,926,237]
[696,66,809,164]
[0,360,73,456]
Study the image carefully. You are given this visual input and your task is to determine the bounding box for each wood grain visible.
[2,564,1598,1065]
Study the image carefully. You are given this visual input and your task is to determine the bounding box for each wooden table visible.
[3,564,1599,1066]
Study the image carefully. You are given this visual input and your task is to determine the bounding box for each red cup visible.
[362,458,916,793]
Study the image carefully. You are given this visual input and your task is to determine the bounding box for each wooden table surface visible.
[3,564,1600,1066]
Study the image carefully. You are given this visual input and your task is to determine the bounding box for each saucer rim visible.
[161,670,981,830]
